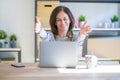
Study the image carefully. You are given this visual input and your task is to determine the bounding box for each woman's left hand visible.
[79,21,92,38]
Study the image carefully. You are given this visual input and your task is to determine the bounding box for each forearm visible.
[76,36,86,46]
[74,32,86,46]
[38,28,53,41]
[38,28,47,38]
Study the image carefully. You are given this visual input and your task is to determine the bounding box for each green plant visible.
[4,41,8,44]
[0,30,7,39]
[10,34,17,41]
[79,15,86,22]
[111,15,119,22]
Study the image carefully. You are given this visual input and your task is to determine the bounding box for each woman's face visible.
[55,11,71,32]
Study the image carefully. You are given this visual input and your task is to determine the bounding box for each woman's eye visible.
[64,18,67,21]
[56,19,61,22]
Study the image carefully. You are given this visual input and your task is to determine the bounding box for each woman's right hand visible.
[34,16,41,33]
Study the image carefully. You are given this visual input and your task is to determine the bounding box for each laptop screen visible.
[39,41,79,68]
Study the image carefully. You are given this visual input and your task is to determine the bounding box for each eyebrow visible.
[56,16,69,19]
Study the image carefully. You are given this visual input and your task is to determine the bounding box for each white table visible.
[0,48,21,62]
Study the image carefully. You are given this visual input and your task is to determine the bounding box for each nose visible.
[61,19,65,24]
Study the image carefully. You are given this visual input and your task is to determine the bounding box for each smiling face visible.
[49,6,75,38]
[55,11,71,34]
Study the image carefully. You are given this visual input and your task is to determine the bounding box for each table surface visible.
[0,48,21,51]
[0,63,120,80]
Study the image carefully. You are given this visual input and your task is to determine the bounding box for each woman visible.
[35,6,91,46]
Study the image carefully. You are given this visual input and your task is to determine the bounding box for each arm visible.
[73,34,86,46]
[74,21,91,46]
[34,16,53,41]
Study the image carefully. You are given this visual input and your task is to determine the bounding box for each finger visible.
[35,16,40,23]
[35,16,42,27]
[80,21,87,30]
[86,28,91,31]
[86,27,92,33]
[82,21,87,27]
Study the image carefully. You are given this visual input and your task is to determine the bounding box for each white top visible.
[38,28,86,46]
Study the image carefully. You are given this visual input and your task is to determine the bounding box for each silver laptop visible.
[39,41,78,68]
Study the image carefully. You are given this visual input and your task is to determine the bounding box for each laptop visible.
[39,41,78,68]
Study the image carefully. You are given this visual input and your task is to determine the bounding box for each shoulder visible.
[47,32,55,41]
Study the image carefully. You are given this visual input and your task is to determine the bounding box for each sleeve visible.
[73,32,86,46]
[38,28,55,41]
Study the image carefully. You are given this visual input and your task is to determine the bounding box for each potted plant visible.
[111,15,119,22]
[0,42,2,48]
[78,15,86,28]
[4,41,9,48]
[111,15,119,28]
[0,29,7,48]
[79,15,86,22]
[9,34,17,48]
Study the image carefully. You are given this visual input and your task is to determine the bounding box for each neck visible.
[58,31,67,37]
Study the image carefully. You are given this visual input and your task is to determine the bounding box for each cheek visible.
[67,19,71,24]
[66,21,71,26]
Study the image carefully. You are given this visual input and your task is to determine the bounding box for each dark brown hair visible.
[49,6,75,40]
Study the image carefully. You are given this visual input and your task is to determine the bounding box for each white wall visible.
[0,0,35,62]
[60,2,120,28]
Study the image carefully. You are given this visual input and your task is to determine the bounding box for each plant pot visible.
[10,41,17,48]
[4,43,9,48]
[0,43,2,48]
[111,22,119,28]
[0,39,5,48]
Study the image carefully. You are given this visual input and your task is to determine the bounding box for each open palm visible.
[79,21,92,37]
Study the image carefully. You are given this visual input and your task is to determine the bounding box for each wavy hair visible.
[49,6,75,40]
